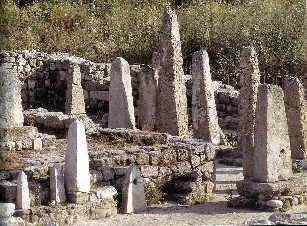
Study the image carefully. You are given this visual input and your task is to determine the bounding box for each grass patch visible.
[144,182,165,205]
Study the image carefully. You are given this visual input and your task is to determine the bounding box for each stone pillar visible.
[65,120,90,194]
[151,52,161,71]
[50,164,66,204]
[238,47,260,179]
[108,57,135,129]
[254,84,292,183]
[16,171,30,210]
[284,76,307,160]
[65,64,86,115]
[192,50,223,144]
[0,67,24,129]
[138,65,158,131]
[156,7,188,136]
[120,167,147,214]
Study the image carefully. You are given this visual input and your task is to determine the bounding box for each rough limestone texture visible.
[192,50,223,145]
[0,203,15,218]
[151,52,161,71]
[156,7,188,136]
[16,171,30,210]
[0,67,24,129]
[237,173,307,199]
[284,76,307,160]
[254,85,292,183]
[108,57,135,129]
[50,164,66,204]
[238,46,261,179]
[120,167,147,214]
[138,65,158,131]
[65,120,90,194]
[65,64,86,115]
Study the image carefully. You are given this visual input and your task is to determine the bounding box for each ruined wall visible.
[0,50,238,130]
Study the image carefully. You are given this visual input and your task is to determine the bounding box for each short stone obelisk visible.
[238,46,260,179]
[253,84,292,183]
[50,164,66,204]
[65,64,86,115]
[16,171,30,210]
[284,76,307,160]
[192,50,223,145]
[108,57,135,129]
[121,167,147,214]
[65,120,90,194]
[156,7,188,136]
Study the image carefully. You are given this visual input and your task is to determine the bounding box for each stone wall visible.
[0,50,238,130]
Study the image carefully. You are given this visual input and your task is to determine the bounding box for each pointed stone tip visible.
[113,57,128,65]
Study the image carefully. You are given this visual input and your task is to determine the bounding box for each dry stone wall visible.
[0,50,238,131]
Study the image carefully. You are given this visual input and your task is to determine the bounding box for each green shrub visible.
[144,182,165,205]
[0,0,306,85]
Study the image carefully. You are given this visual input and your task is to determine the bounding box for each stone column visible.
[192,50,223,145]
[138,65,158,131]
[65,64,86,115]
[238,47,260,179]
[16,171,30,210]
[254,84,292,183]
[65,120,90,194]
[0,67,24,129]
[156,7,188,136]
[284,76,307,160]
[50,164,66,204]
[108,57,135,129]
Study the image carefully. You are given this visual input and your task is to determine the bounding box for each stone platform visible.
[237,173,307,199]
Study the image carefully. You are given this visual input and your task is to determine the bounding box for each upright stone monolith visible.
[50,164,66,204]
[138,65,158,131]
[238,47,260,179]
[192,50,223,144]
[156,7,188,136]
[254,85,292,183]
[121,167,147,214]
[108,57,135,129]
[65,120,90,194]
[0,67,24,129]
[65,64,86,115]
[16,171,30,210]
[284,76,307,160]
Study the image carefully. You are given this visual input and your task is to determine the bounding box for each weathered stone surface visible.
[138,65,158,131]
[254,84,292,182]
[65,64,86,115]
[0,181,17,203]
[156,7,188,136]
[121,167,147,213]
[108,57,135,129]
[0,217,25,226]
[16,199,116,226]
[237,173,307,198]
[0,126,37,142]
[266,199,283,208]
[0,203,15,218]
[50,164,66,204]
[284,76,307,160]
[192,50,223,144]
[238,46,260,179]
[0,67,24,129]
[90,186,117,201]
[16,171,30,210]
[268,213,307,225]
[65,120,90,194]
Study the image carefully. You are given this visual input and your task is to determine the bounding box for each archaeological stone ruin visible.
[0,6,307,226]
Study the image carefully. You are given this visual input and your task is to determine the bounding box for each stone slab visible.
[237,173,307,199]
[0,203,15,218]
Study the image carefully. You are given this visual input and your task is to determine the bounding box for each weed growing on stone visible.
[144,182,165,205]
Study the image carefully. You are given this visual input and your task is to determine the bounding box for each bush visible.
[0,0,306,85]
